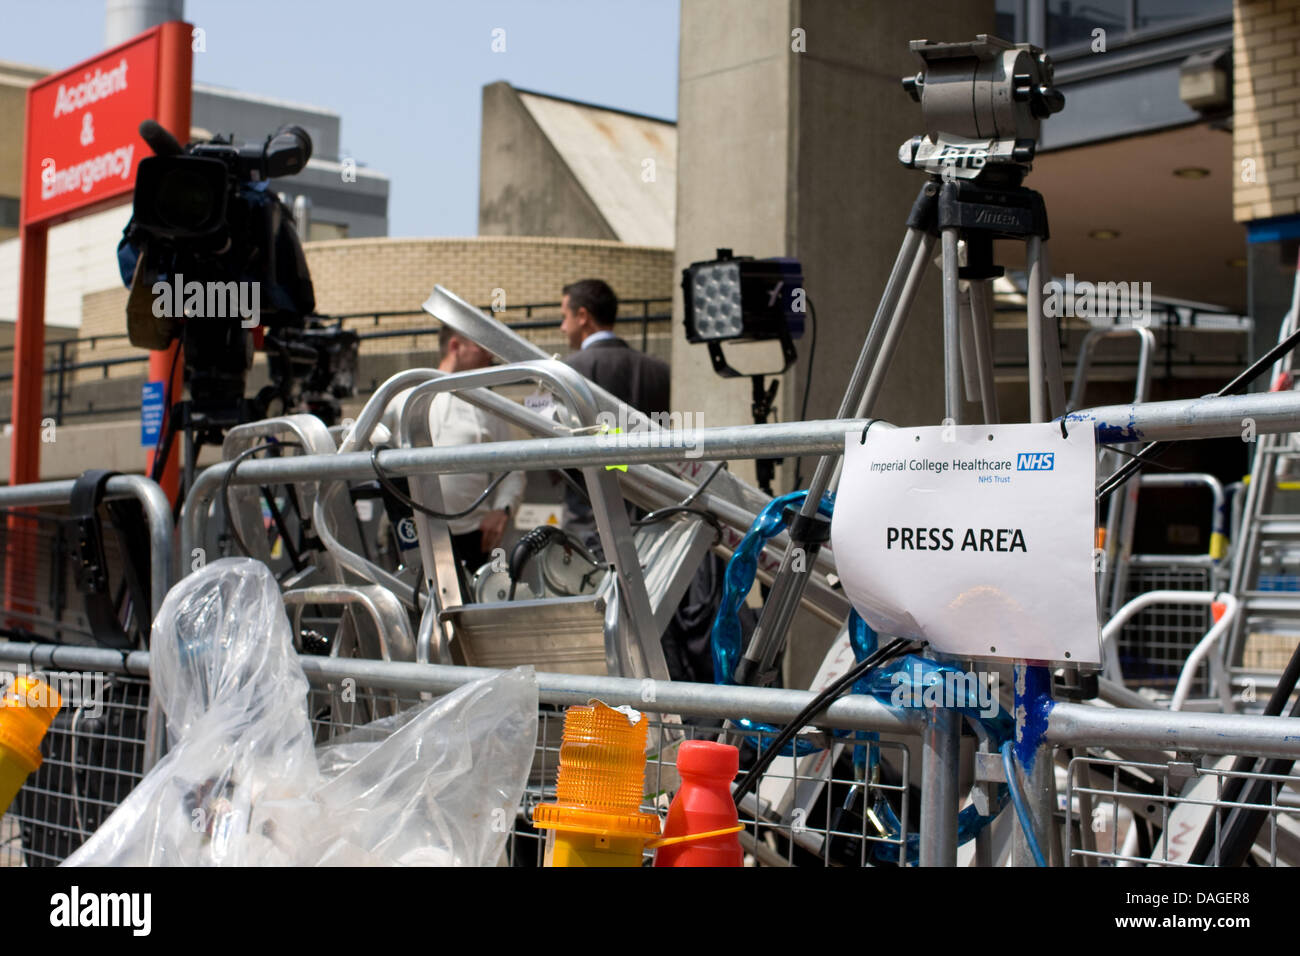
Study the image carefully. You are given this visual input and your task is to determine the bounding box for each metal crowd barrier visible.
[0,476,171,867]
[1109,473,1230,699]
[2,640,1298,867]
[5,383,1300,866]
[0,474,172,624]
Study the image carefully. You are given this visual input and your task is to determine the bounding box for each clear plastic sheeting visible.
[64,558,538,866]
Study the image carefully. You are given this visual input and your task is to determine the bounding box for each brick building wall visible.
[71,235,673,385]
[0,64,45,241]
[1233,0,1300,222]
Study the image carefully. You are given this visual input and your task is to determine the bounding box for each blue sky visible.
[1,0,681,236]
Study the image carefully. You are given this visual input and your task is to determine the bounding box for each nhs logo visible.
[1016,452,1055,471]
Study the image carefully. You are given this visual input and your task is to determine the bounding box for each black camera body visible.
[121,120,356,429]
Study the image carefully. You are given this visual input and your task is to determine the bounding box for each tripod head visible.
[898,35,1064,181]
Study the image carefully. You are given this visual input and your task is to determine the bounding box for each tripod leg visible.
[858,232,937,419]
[183,426,197,503]
[970,278,1000,425]
[735,225,929,686]
[827,231,936,494]
[958,283,981,404]
[1025,235,1049,423]
[941,226,963,424]
[1037,240,1068,419]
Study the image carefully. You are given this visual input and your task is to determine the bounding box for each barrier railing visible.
[5,379,1300,866]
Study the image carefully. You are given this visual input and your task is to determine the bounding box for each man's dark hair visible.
[563,278,618,328]
[438,324,457,354]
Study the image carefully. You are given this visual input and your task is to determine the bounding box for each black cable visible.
[506,525,605,601]
[732,637,919,804]
[260,485,306,572]
[1096,320,1300,502]
[1102,444,1183,470]
[554,468,592,505]
[680,460,727,507]
[222,440,304,557]
[792,298,818,491]
[632,505,724,544]
[370,447,509,521]
[556,461,726,542]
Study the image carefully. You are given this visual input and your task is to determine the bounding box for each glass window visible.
[996,0,1023,42]
[1136,0,1231,30]
[1047,0,1128,48]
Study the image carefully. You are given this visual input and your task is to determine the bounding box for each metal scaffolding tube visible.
[0,642,923,736]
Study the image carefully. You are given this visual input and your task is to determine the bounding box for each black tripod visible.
[736,166,1064,687]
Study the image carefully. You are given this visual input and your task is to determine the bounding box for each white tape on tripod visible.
[830,422,1101,665]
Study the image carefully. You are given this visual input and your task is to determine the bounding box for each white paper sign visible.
[524,391,558,419]
[830,422,1100,664]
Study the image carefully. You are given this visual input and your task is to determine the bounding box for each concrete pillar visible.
[673,0,995,488]
[105,0,184,45]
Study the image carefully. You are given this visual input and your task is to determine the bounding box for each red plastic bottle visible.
[654,740,744,867]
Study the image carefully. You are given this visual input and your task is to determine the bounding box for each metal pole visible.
[1037,241,1067,418]
[5,640,1297,758]
[941,226,963,425]
[1011,663,1058,867]
[177,392,1300,497]
[970,279,1000,424]
[1025,235,1048,423]
[1019,245,1062,865]
[1046,700,1300,760]
[919,704,960,866]
[1067,390,1300,442]
[0,641,926,737]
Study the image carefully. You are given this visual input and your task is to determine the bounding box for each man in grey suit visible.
[559,279,670,413]
[558,278,671,547]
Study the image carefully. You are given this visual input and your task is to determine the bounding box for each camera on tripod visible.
[119,119,358,435]
[898,35,1064,181]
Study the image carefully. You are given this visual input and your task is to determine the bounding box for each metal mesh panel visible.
[309,687,914,867]
[1,672,150,868]
[1118,564,1214,692]
[6,670,913,867]
[10,662,1300,868]
[1065,753,1300,867]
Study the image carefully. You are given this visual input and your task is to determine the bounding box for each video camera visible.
[897,35,1063,181]
[119,119,357,431]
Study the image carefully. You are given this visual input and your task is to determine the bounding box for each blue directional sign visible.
[141,381,165,447]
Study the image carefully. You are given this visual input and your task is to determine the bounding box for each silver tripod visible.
[731,35,1068,866]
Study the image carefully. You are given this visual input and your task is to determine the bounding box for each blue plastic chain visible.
[710,491,836,756]
[711,490,1017,862]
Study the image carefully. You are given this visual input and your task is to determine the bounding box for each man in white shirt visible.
[431,326,526,577]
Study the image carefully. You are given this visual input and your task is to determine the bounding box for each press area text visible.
[886,527,1027,552]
